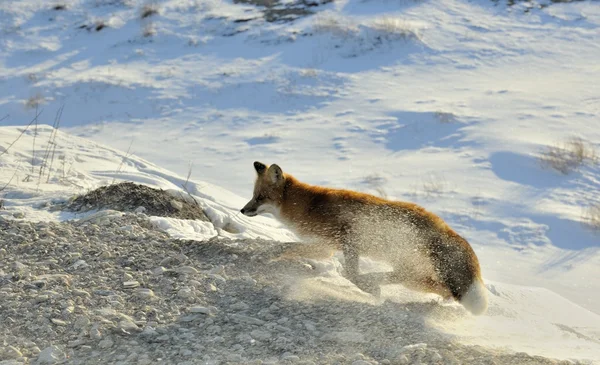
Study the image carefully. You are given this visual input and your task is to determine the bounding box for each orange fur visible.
[242,162,487,314]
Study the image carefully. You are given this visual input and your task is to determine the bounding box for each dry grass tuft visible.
[434,111,455,123]
[25,94,44,110]
[539,137,598,175]
[53,4,67,10]
[312,12,359,38]
[142,22,157,37]
[141,2,159,19]
[362,173,388,198]
[583,204,600,233]
[371,16,419,41]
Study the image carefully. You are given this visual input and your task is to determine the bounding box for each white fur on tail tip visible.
[460,280,488,315]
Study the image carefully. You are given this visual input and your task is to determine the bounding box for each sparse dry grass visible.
[141,2,159,19]
[539,137,598,175]
[371,16,419,41]
[434,111,455,123]
[312,12,358,38]
[421,173,446,198]
[362,173,388,198]
[142,22,156,37]
[25,93,44,110]
[583,204,600,233]
[95,20,108,31]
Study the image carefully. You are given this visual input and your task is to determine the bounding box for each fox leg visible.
[342,244,381,296]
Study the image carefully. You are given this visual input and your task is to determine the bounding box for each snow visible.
[1,0,599,362]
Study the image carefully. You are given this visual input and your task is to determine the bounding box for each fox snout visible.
[240,200,259,217]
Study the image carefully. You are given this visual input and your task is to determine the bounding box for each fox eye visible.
[256,195,265,202]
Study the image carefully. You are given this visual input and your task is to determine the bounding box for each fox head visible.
[241,161,285,217]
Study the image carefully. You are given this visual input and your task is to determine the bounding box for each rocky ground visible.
[0,208,588,365]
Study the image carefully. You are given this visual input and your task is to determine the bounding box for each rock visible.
[90,323,102,340]
[12,212,25,219]
[352,361,370,365]
[117,319,140,334]
[175,266,198,275]
[396,354,409,364]
[123,280,140,289]
[74,316,90,329]
[50,318,67,326]
[151,267,166,276]
[250,329,272,341]
[98,337,114,349]
[70,260,88,270]
[73,289,90,297]
[281,353,300,362]
[12,262,27,271]
[177,287,194,299]
[36,346,65,364]
[230,314,265,326]
[135,288,154,298]
[231,301,250,311]
[189,306,210,314]
[399,343,427,353]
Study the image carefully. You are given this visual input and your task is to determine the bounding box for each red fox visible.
[241,161,488,315]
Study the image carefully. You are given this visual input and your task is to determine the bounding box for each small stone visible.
[74,316,90,330]
[156,335,169,342]
[70,260,88,270]
[177,288,194,299]
[90,323,102,340]
[123,281,140,289]
[206,283,218,292]
[189,306,210,314]
[352,361,370,365]
[135,288,154,298]
[99,251,112,259]
[431,352,443,361]
[400,343,427,353]
[36,345,65,364]
[175,266,198,275]
[151,267,166,276]
[98,337,113,349]
[134,206,146,213]
[73,289,90,297]
[281,353,300,362]
[51,318,67,326]
[118,319,140,334]
[231,301,249,311]
[140,327,158,338]
[123,272,134,281]
[13,212,25,219]
[397,355,409,364]
[250,329,272,341]
[12,262,27,271]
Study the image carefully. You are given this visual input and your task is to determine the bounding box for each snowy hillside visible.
[1,0,600,363]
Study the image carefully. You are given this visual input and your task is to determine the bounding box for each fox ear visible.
[254,161,267,174]
[267,164,284,184]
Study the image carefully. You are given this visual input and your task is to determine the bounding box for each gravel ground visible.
[0,212,587,365]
